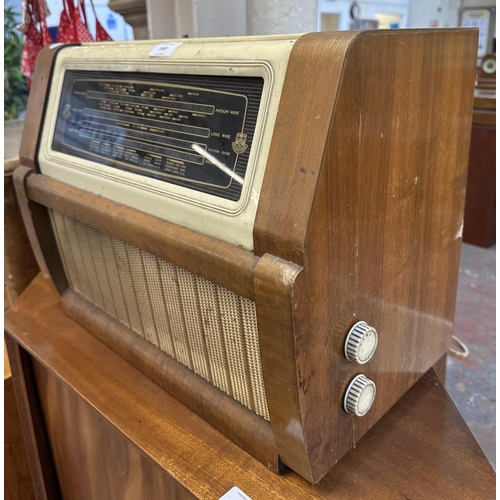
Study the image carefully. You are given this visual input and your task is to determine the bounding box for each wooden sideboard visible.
[5,275,495,500]
[5,119,38,500]
[463,91,496,247]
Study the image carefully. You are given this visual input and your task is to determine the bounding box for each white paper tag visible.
[219,486,253,500]
[149,42,183,57]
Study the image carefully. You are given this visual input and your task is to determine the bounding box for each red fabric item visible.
[71,0,93,42]
[39,0,53,46]
[20,0,53,86]
[79,0,88,27]
[17,0,30,34]
[95,19,113,41]
[87,0,113,41]
[57,0,93,43]
[21,20,43,86]
[57,0,77,43]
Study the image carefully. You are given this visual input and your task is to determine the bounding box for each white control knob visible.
[344,374,376,416]
[344,321,378,364]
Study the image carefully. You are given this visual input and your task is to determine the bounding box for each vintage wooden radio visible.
[15,29,477,483]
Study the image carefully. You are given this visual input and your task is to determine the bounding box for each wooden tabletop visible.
[5,275,495,499]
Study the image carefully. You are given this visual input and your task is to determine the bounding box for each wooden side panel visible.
[4,170,39,304]
[28,202,68,295]
[4,336,61,500]
[254,29,478,482]
[13,167,50,279]
[254,31,359,265]
[297,29,478,480]
[19,46,71,171]
[32,360,197,500]
[254,255,307,478]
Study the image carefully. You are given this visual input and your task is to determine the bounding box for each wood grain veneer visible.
[254,255,306,477]
[254,31,358,264]
[19,45,77,171]
[5,374,36,500]
[32,359,197,500]
[254,29,478,481]
[4,335,61,500]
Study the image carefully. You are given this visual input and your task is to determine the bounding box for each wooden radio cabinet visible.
[13,29,477,483]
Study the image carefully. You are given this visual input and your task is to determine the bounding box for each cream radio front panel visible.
[37,36,299,250]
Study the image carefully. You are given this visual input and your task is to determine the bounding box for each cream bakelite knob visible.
[344,374,376,416]
[344,321,378,364]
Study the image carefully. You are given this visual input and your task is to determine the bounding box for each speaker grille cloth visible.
[49,210,270,420]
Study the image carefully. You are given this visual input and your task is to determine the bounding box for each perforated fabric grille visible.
[49,210,270,420]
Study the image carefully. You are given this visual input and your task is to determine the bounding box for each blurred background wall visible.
[6,0,494,41]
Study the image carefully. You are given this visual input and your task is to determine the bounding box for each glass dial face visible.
[482,58,496,75]
[52,70,264,202]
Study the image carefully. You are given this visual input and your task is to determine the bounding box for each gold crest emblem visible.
[232,132,248,154]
